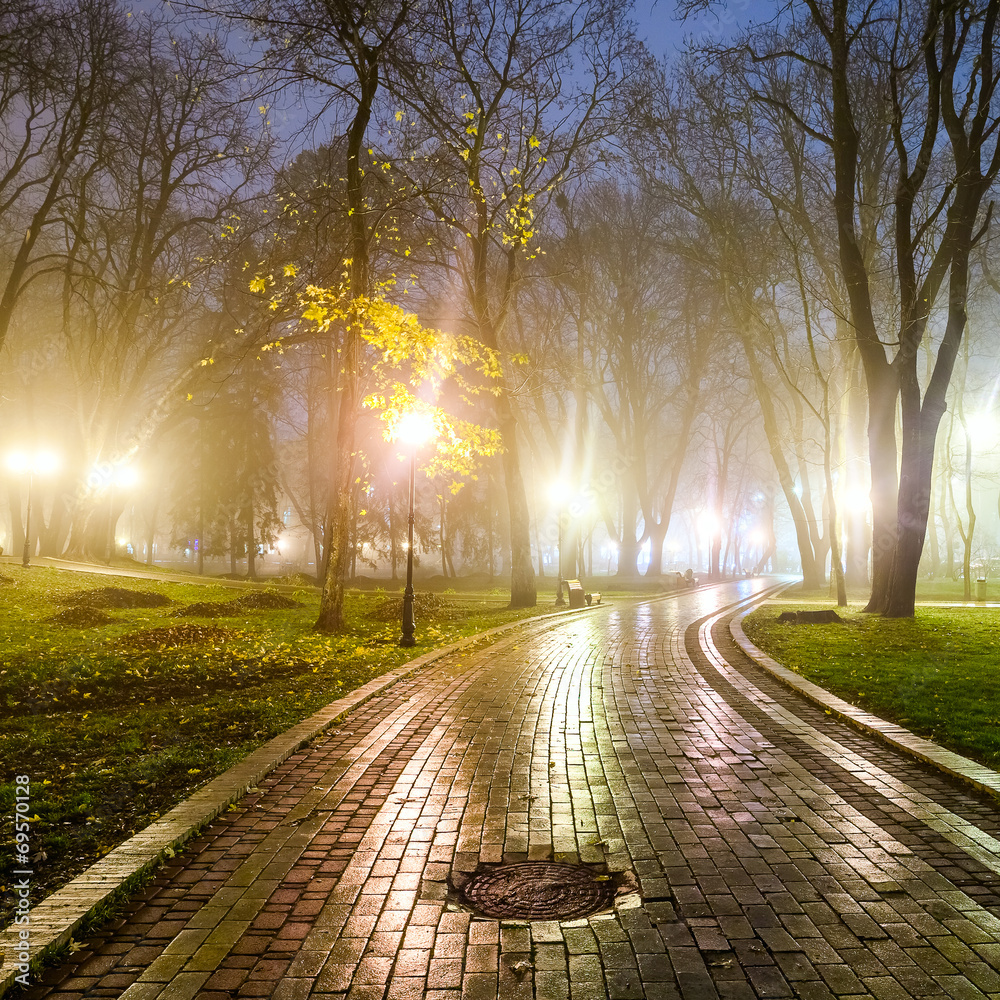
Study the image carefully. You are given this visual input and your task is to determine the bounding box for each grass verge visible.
[743,601,1000,771]
[0,566,549,927]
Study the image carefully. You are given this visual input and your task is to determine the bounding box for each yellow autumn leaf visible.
[302,302,328,324]
[249,277,267,294]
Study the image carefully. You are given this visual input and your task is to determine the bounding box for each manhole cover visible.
[457,862,617,920]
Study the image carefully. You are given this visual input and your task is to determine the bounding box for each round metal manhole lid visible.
[458,862,617,920]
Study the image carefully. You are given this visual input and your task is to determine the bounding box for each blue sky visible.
[637,0,780,57]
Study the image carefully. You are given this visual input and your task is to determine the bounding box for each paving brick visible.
[15,588,1000,1000]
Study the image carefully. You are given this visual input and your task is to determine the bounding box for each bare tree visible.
[734,0,1000,615]
[0,0,128,355]
[383,0,638,605]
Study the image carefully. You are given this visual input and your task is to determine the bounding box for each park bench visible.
[566,579,586,609]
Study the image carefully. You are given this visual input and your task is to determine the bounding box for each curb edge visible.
[730,607,1000,803]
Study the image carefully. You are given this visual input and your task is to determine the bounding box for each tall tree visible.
[729,0,1000,615]
[549,180,711,578]
[0,0,127,356]
[233,0,411,629]
[384,0,638,605]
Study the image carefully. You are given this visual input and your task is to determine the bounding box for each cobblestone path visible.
[22,580,1000,1000]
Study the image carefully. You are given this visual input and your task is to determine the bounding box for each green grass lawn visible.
[743,600,1000,771]
[0,566,550,925]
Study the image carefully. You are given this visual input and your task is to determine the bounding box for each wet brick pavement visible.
[18,579,1000,999]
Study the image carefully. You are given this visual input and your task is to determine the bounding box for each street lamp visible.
[394,411,435,647]
[6,450,60,567]
[549,482,569,606]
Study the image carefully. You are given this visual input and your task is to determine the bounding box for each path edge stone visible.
[0,602,600,996]
[730,606,1000,803]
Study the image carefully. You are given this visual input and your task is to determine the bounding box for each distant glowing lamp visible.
[697,510,722,538]
[841,486,870,514]
[5,449,61,567]
[548,481,570,506]
[966,411,998,448]
[114,464,139,488]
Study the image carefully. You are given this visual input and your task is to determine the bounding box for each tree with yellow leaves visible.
[380,0,642,606]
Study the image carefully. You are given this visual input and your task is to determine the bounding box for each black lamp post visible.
[396,412,434,648]
[400,443,418,647]
[549,484,569,606]
[22,469,35,568]
[554,506,566,606]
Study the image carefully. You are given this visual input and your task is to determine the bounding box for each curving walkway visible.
[18,580,1000,1000]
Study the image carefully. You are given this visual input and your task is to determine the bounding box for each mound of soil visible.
[231,590,300,611]
[173,589,300,618]
[173,602,233,618]
[46,606,116,627]
[368,592,445,622]
[60,586,172,609]
[116,623,230,651]
[776,609,845,624]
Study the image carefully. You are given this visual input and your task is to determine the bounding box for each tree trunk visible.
[861,379,899,611]
[315,39,378,631]
[843,348,870,587]
[735,325,821,588]
[7,483,23,557]
[617,479,640,578]
[439,495,448,577]
[645,521,667,577]
[313,533,323,584]
[883,410,938,617]
[245,485,256,580]
[962,430,976,601]
[710,532,722,579]
[498,402,536,607]
[487,470,495,582]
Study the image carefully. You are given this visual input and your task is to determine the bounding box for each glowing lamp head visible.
[967,411,998,447]
[114,465,139,488]
[34,451,60,475]
[395,411,435,446]
[6,450,59,475]
[697,510,721,538]
[548,482,570,505]
[842,486,870,514]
